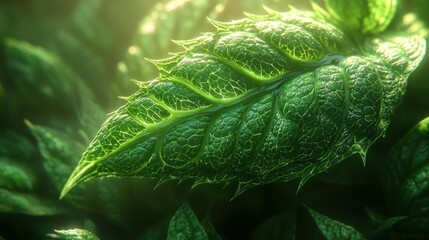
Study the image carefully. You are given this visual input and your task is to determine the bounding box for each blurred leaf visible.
[0,157,37,191]
[412,0,429,26]
[1,38,102,129]
[323,0,397,33]
[365,208,407,237]
[69,0,112,53]
[117,0,229,94]
[2,38,73,116]
[251,209,296,240]
[385,116,429,238]
[200,216,222,240]
[27,122,113,216]
[47,229,99,240]
[27,122,85,192]
[0,81,4,102]
[167,203,208,240]
[0,1,68,44]
[365,207,386,225]
[45,30,109,104]
[307,207,366,240]
[0,189,67,215]
[138,219,169,240]
[0,131,35,160]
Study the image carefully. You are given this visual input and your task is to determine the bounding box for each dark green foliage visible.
[308,207,366,240]
[251,209,296,240]
[384,117,429,239]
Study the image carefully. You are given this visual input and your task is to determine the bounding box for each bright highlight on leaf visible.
[61,3,426,198]
[47,229,99,240]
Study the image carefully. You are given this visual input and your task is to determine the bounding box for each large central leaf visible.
[61,8,425,198]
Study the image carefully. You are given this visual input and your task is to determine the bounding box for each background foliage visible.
[0,0,428,239]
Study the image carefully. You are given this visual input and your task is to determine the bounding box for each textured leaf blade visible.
[62,8,425,197]
[167,203,208,240]
[308,207,366,240]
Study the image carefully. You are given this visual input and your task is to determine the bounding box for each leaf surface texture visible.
[62,7,426,197]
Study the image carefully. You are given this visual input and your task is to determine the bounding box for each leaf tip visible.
[262,5,279,15]
[60,162,94,199]
[23,119,34,129]
[207,17,233,30]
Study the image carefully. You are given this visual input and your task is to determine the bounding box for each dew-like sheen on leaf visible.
[61,8,426,198]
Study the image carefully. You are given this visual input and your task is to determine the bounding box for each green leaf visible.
[28,122,186,227]
[167,203,208,240]
[0,131,35,160]
[308,207,366,240]
[0,189,67,215]
[323,0,397,33]
[27,122,85,192]
[47,229,99,240]
[69,0,112,53]
[0,157,37,191]
[27,122,121,217]
[385,116,429,238]
[200,216,222,240]
[1,38,103,129]
[62,7,426,198]
[365,208,407,237]
[251,209,296,240]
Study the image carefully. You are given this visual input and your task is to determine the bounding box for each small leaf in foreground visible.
[47,229,99,240]
[167,203,208,240]
[308,207,366,240]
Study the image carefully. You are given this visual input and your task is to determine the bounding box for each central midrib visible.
[90,71,303,167]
